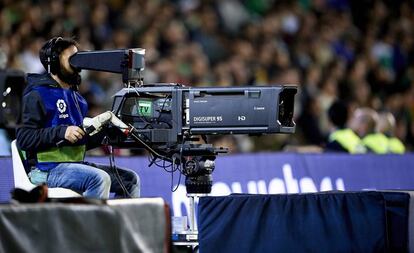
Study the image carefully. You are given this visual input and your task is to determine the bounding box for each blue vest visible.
[33,85,87,128]
[32,84,88,171]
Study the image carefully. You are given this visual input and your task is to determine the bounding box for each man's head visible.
[376,112,396,136]
[39,37,81,87]
[328,100,349,129]
[349,108,378,137]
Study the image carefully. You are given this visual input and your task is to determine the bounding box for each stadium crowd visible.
[1,0,413,153]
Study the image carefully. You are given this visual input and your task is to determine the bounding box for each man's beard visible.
[56,67,81,89]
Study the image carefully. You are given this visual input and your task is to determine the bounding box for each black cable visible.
[170,138,187,192]
[147,151,180,192]
[128,125,173,162]
[127,121,184,193]
[155,94,171,124]
[107,140,132,198]
[109,145,127,197]
[170,156,182,192]
[149,153,174,171]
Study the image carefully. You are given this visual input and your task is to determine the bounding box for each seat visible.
[11,140,81,198]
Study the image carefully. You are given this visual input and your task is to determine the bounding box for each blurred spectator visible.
[350,107,390,154]
[0,0,413,153]
[18,38,44,73]
[350,108,378,139]
[376,112,405,153]
[297,96,326,146]
[326,100,366,153]
[359,110,406,154]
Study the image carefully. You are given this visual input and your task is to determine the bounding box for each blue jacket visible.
[16,73,89,171]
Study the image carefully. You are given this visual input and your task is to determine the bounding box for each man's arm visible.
[16,91,67,151]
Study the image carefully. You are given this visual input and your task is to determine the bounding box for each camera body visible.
[70,48,298,194]
[110,84,296,148]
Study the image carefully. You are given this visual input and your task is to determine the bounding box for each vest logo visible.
[56,99,69,119]
[56,99,67,113]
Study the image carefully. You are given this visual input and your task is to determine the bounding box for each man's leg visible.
[47,163,111,199]
[84,162,140,198]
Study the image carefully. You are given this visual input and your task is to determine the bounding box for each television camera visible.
[70,48,297,195]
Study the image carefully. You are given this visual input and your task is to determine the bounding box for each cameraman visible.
[16,37,140,199]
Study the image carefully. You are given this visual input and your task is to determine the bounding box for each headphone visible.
[44,37,63,74]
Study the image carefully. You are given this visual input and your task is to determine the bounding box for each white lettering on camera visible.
[193,116,223,122]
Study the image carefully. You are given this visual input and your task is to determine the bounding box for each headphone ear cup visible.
[46,37,62,74]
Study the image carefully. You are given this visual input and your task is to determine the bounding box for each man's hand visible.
[64,126,85,143]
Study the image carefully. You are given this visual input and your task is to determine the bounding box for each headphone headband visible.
[46,37,63,56]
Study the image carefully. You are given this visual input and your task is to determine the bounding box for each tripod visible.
[172,193,209,253]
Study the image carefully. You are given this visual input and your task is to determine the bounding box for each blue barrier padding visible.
[197,192,398,253]
[2,153,414,215]
[381,191,410,252]
[0,158,13,202]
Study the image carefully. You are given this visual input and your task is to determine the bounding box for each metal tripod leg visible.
[172,194,207,252]
[187,193,208,233]
[188,194,197,232]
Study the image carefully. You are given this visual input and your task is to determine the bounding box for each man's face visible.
[59,45,78,74]
[55,44,81,87]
